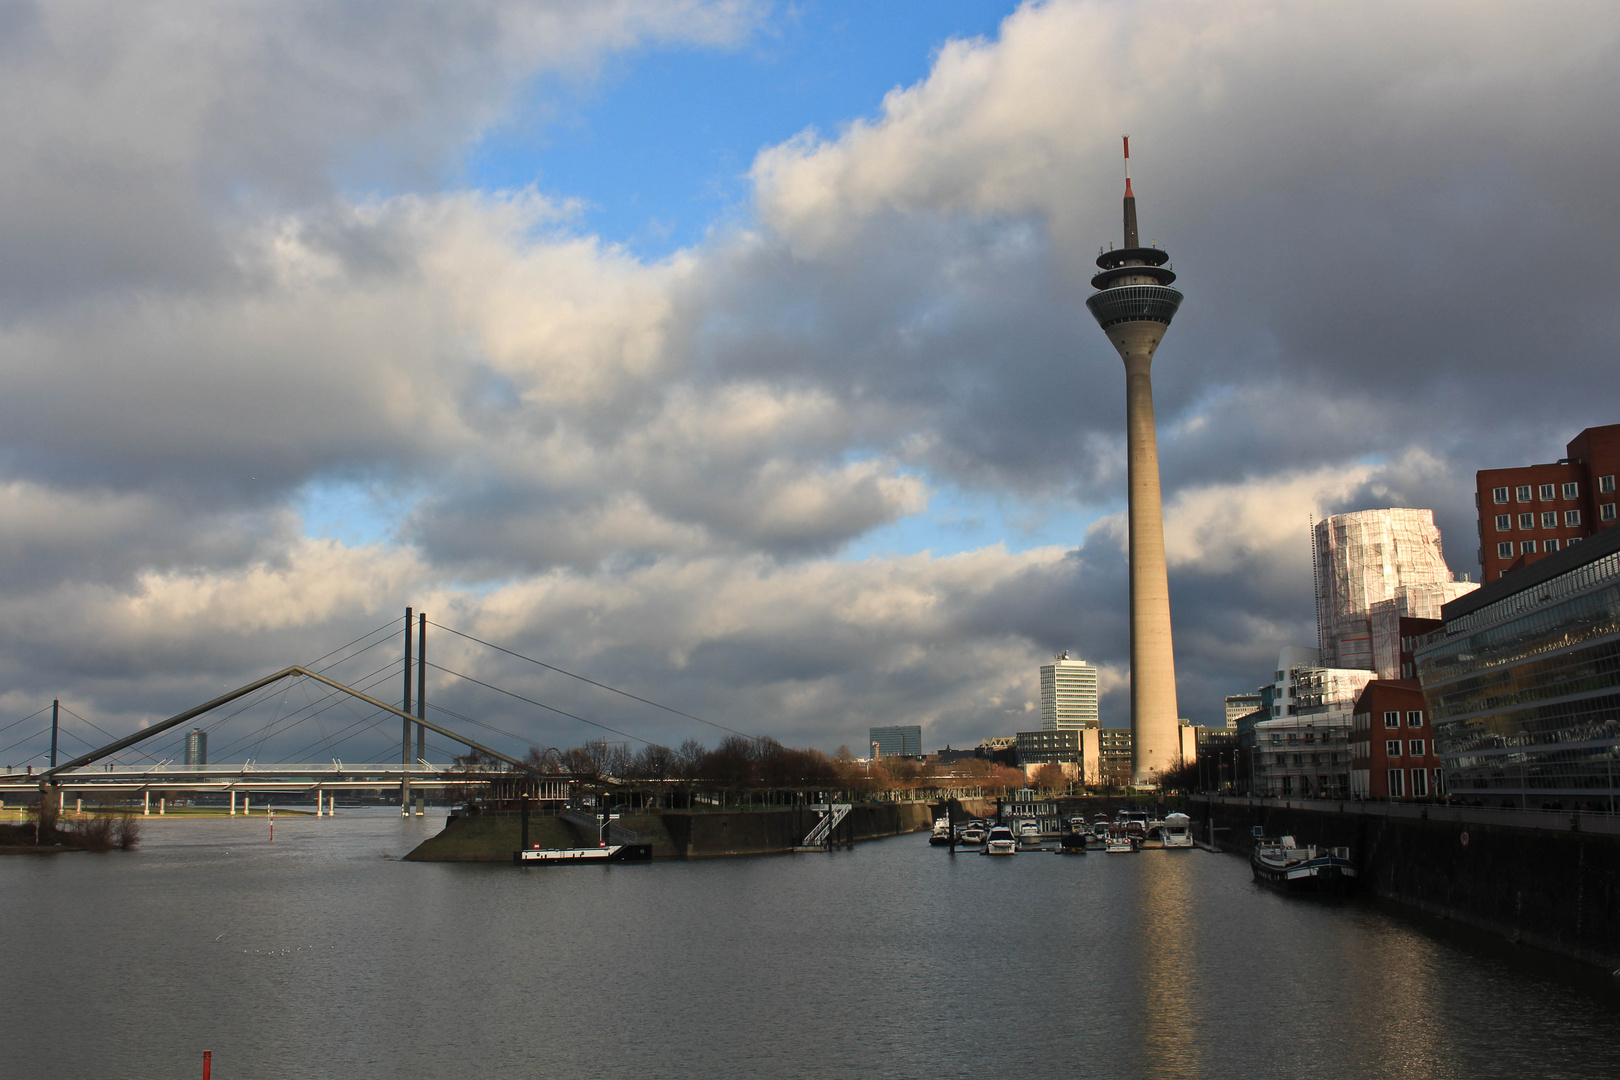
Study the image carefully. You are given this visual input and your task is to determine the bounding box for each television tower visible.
[1084,136,1184,785]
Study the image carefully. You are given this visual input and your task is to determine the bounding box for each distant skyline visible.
[0,1,1617,763]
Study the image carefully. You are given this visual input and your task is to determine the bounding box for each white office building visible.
[1039,651,1100,731]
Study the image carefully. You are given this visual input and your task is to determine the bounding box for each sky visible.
[2,0,1619,766]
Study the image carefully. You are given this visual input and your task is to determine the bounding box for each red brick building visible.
[1349,680,1442,800]
[1477,423,1620,583]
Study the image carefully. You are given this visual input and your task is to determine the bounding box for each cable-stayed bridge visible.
[0,606,756,813]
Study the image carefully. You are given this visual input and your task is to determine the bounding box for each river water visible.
[5,810,1619,1080]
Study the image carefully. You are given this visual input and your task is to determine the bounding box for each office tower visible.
[1039,651,1100,730]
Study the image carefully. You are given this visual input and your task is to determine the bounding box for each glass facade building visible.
[869,725,921,759]
[1415,521,1620,807]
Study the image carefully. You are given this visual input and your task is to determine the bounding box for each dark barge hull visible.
[1251,855,1357,895]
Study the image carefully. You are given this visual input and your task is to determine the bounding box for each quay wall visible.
[404,802,932,862]
[1188,796,1620,970]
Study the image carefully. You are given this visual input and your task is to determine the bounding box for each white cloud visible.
[0,0,1616,760]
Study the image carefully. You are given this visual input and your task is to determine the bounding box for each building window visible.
[1383,711,1400,729]
[1546,538,1560,552]
[1388,769,1405,797]
[1496,542,1513,559]
[1541,511,1558,529]
[1386,740,1402,757]
[1406,710,1424,727]
[1410,769,1428,798]
[1493,486,1510,504]
[1518,513,1535,530]
[1409,739,1426,756]
[1563,482,1579,499]
[1516,485,1533,502]
[1603,503,1617,522]
[1601,475,1616,494]
[1521,541,1537,554]
[1495,514,1511,531]
[1539,483,1556,501]
[1566,509,1582,527]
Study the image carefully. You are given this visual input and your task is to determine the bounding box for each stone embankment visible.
[1189,795,1620,971]
[404,802,933,862]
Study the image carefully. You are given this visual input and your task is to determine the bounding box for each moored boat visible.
[1250,834,1356,894]
[1016,819,1042,845]
[1104,824,1137,853]
[1161,812,1194,848]
[930,817,953,845]
[959,824,986,845]
[982,825,1018,855]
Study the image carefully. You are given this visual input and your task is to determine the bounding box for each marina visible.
[5,810,1619,1080]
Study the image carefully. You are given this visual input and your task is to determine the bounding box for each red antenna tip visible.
[1122,135,1132,196]
[1123,135,1130,159]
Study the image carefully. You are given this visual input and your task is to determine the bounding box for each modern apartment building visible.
[1252,656,1375,798]
[1038,651,1100,730]
[1348,680,1441,800]
[1476,423,1620,584]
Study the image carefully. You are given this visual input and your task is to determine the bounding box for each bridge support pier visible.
[143,790,149,816]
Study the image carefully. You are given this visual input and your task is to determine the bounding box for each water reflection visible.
[3,816,1620,1079]
[1132,851,1201,1078]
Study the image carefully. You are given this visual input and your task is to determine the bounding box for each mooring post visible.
[203,1049,211,1079]
[50,699,59,770]
[230,790,236,816]
[520,797,531,851]
[402,607,413,817]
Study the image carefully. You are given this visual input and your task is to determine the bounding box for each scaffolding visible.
[1313,509,1463,670]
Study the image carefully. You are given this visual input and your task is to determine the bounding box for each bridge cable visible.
[423,660,652,746]
[0,705,52,739]
[57,706,161,765]
[204,658,402,764]
[429,621,759,743]
[1,725,51,759]
[422,699,554,755]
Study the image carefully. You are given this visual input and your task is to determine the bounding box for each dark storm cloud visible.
[1,1,1615,764]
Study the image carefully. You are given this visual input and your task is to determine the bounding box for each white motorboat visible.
[1161,812,1194,848]
[982,825,1019,855]
[930,817,953,845]
[959,824,986,845]
[1104,824,1137,853]
[1016,819,1042,845]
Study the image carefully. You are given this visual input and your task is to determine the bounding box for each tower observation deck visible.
[1085,136,1185,786]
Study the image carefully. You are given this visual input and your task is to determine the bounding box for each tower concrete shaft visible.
[1084,136,1184,785]
[1113,322,1179,783]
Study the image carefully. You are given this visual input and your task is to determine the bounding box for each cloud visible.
[0,1,1616,763]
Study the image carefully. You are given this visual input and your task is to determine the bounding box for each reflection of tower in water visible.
[1131,852,1201,1078]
